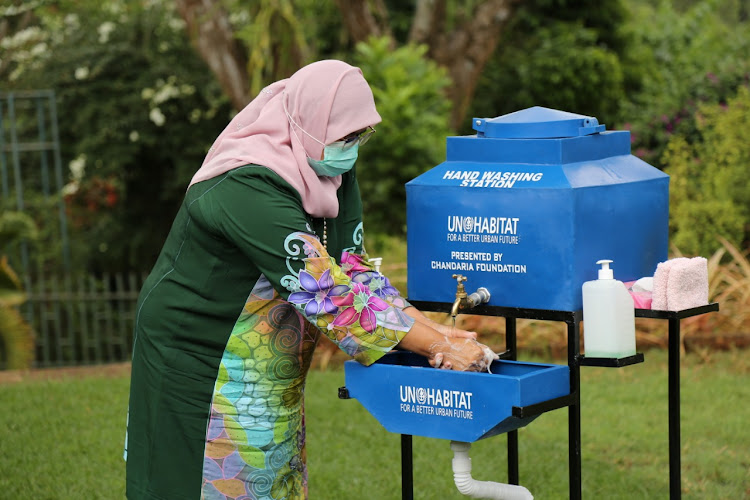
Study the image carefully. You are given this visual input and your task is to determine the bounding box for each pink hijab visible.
[188,60,382,218]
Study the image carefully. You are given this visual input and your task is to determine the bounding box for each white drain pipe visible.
[451,441,534,500]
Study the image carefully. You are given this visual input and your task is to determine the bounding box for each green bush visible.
[5,0,231,273]
[352,36,453,236]
[663,85,750,256]
[618,0,750,167]
[472,21,626,127]
[468,0,630,131]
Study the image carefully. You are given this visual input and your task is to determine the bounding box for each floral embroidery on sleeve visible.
[282,232,413,364]
[288,269,349,316]
[331,282,389,332]
[340,251,411,309]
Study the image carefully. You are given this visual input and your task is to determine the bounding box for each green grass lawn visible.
[0,349,747,499]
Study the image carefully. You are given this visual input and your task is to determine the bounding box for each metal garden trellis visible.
[1,90,138,368]
[0,89,70,272]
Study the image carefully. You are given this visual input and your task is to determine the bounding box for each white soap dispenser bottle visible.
[582,259,636,358]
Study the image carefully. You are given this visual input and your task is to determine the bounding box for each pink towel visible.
[651,259,684,310]
[651,257,709,311]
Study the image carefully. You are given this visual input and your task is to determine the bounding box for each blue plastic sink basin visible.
[344,351,570,442]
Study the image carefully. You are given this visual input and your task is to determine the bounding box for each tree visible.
[175,0,312,108]
[175,0,250,110]
[0,2,36,81]
[172,1,456,237]
[467,0,630,132]
[4,0,233,273]
[175,0,520,129]
[353,37,452,235]
[333,0,520,130]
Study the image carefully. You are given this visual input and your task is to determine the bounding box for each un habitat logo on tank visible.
[448,215,519,236]
[399,384,475,420]
[439,214,527,273]
[446,214,521,245]
[442,169,543,188]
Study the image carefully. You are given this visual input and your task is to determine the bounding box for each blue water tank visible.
[406,107,669,311]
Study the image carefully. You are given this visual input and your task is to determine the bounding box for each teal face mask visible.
[282,95,367,177]
[307,142,359,177]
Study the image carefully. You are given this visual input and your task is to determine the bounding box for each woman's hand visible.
[427,337,498,372]
[397,311,497,372]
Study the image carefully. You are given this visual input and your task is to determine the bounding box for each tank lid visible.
[472,106,606,139]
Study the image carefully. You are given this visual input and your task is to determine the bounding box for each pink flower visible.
[331,282,389,332]
[340,252,371,275]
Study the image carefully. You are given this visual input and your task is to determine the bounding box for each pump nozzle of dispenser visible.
[596,259,614,279]
[369,257,383,273]
[451,274,491,319]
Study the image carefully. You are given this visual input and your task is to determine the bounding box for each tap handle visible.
[452,274,468,295]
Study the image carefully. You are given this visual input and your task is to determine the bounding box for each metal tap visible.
[450,274,491,318]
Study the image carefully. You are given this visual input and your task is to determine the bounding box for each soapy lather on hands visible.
[430,338,499,372]
[400,307,498,372]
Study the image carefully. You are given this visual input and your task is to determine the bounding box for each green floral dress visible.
[124,165,414,500]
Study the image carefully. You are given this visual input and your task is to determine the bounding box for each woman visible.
[125,60,496,500]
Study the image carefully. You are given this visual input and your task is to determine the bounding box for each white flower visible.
[0,26,42,49]
[229,11,250,24]
[168,17,185,31]
[141,88,155,100]
[31,42,47,56]
[74,67,89,80]
[61,182,79,196]
[98,22,116,44]
[129,131,140,142]
[64,14,80,29]
[153,82,179,105]
[69,154,86,181]
[105,1,123,15]
[149,107,166,127]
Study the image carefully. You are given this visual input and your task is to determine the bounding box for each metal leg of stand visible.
[568,316,582,500]
[506,317,519,485]
[401,434,413,500]
[508,431,519,485]
[668,318,681,499]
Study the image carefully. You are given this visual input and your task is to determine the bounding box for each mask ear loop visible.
[282,92,325,158]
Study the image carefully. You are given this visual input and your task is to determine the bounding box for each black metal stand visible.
[408,302,586,500]
[635,303,719,499]
[401,434,413,500]
[506,317,519,487]
[579,353,644,367]
[339,301,719,499]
